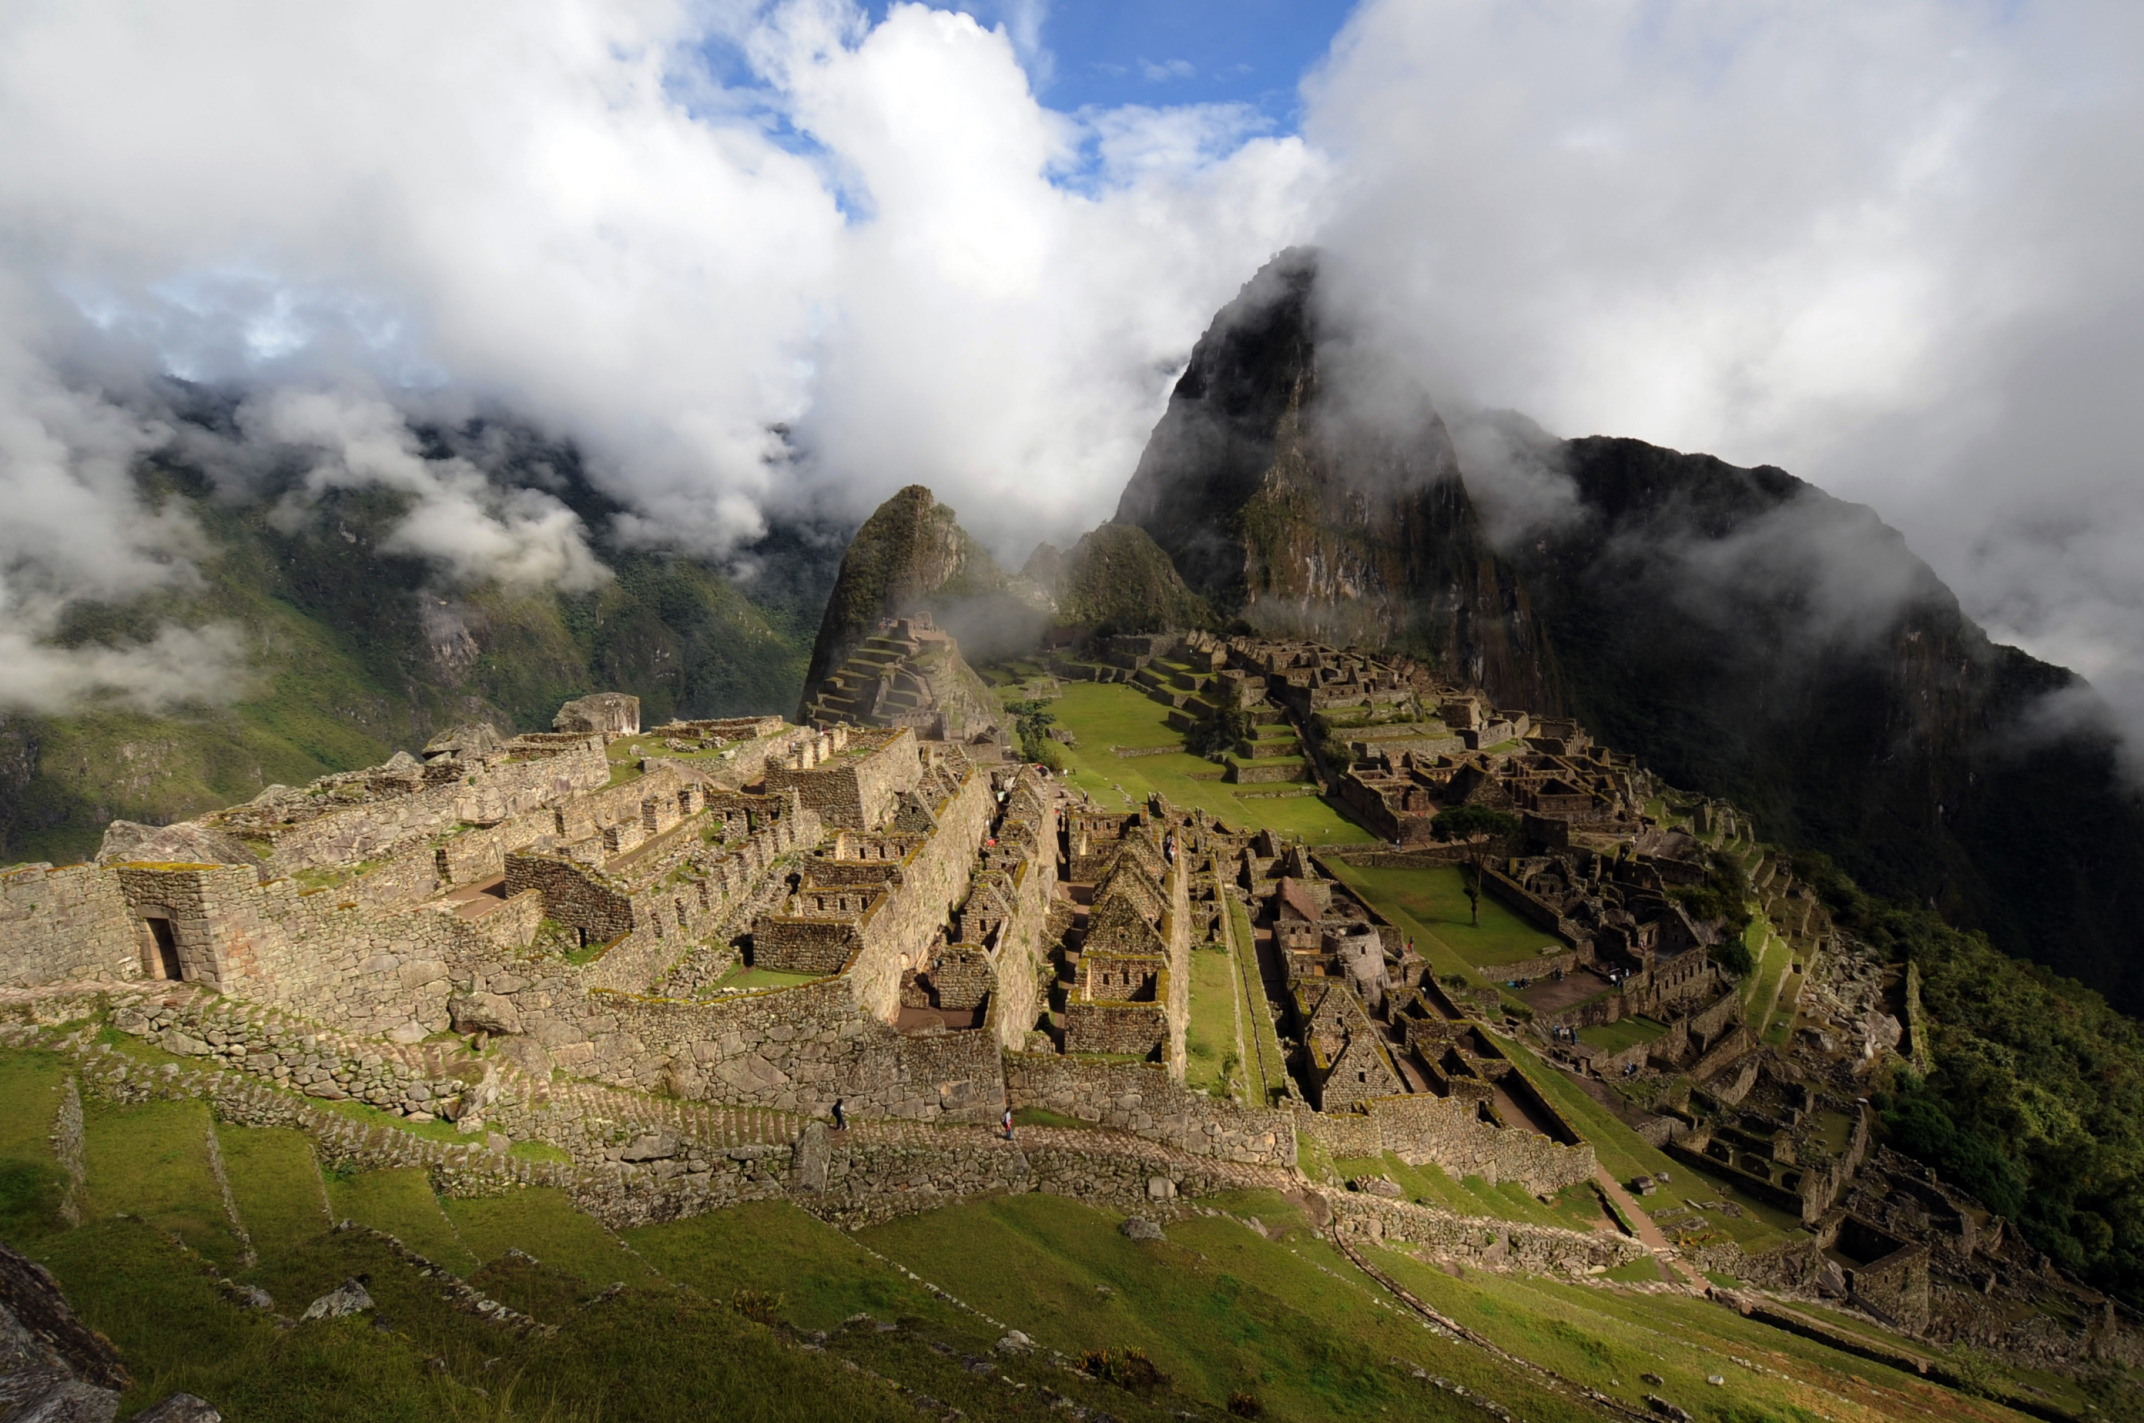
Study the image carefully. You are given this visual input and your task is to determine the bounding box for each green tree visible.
[1430,804,1520,927]
[1185,698,1255,758]
[1003,698,1064,769]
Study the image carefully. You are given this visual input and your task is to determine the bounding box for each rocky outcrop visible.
[1113,248,1562,713]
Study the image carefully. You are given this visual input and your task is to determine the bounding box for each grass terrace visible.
[1324,862,1564,972]
[1578,1016,1670,1056]
[1182,942,1242,1097]
[1033,682,1373,845]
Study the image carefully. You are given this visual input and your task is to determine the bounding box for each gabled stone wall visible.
[0,863,136,988]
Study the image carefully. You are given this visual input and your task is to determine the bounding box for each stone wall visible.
[504,854,635,942]
[1294,1092,1597,1196]
[1004,1053,1295,1166]
[1327,1193,1646,1275]
[0,863,137,988]
[1063,998,1169,1057]
[761,728,922,831]
[246,739,609,878]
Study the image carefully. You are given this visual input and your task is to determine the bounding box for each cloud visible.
[1304,0,2144,754]
[239,388,611,593]
[0,0,1321,712]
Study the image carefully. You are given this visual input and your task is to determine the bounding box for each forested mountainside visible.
[0,412,842,867]
[1112,249,2144,1014]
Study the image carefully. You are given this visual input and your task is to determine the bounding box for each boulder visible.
[1119,1217,1165,1242]
[448,993,523,1036]
[133,1395,223,1422]
[96,820,261,871]
[619,1134,680,1163]
[422,723,503,760]
[302,1279,374,1321]
[554,693,640,737]
[495,1037,553,1078]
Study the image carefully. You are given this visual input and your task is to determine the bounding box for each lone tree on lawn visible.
[1431,805,1521,927]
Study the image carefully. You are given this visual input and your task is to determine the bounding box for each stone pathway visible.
[1591,1165,1708,1291]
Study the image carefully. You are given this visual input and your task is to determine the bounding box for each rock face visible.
[799,486,1046,722]
[1499,430,2144,1011]
[1113,248,1561,713]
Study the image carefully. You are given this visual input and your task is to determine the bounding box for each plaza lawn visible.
[1035,682,1373,845]
[1226,895,1290,1106]
[1183,942,1241,1097]
[1578,1016,1669,1056]
[1324,861,1563,971]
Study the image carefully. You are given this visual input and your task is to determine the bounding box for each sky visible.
[2,0,2143,758]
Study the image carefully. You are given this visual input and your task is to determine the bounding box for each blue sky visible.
[862,0,1362,128]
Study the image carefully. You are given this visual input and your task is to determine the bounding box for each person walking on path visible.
[1002,1107,1015,1141]
[832,1098,847,1131]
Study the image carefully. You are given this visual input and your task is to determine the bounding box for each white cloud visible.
[240,388,612,592]
[1305,0,2144,749]
[0,0,1320,712]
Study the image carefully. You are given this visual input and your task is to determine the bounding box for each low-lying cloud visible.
[0,0,1320,713]
[1304,0,2144,756]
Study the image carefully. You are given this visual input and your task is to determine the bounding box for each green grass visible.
[324,1167,479,1274]
[0,1050,72,1238]
[35,1218,473,1422]
[860,1191,1592,1423]
[1038,682,1371,843]
[1744,919,1794,1040]
[1183,943,1240,1096]
[1360,1242,2028,1423]
[440,1186,656,1285]
[626,1199,950,1332]
[1579,1016,1669,1055]
[705,964,826,993]
[1326,861,1563,972]
[1225,894,1288,1106]
[217,1125,331,1259]
[81,1097,244,1270]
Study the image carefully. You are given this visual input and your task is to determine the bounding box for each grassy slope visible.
[0,1028,2113,1419]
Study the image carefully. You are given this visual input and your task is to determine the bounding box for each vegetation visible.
[1185,697,1255,758]
[1052,522,1212,636]
[1428,805,1520,926]
[1673,849,1757,940]
[4,449,839,865]
[1005,697,1066,769]
[1031,682,1372,844]
[1798,850,2144,1306]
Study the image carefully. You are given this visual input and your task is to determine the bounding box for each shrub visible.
[1080,1348,1167,1395]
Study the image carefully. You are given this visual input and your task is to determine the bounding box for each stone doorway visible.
[145,917,184,980]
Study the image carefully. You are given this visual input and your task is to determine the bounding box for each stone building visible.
[0,697,1062,1126]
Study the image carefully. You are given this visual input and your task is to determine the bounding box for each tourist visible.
[1002,1107,1015,1141]
[832,1098,846,1131]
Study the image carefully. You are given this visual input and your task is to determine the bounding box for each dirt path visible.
[1592,1165,1709,1291]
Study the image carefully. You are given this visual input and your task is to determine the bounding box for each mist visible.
[1303,0,2144,759]
[0,0,1319,713]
